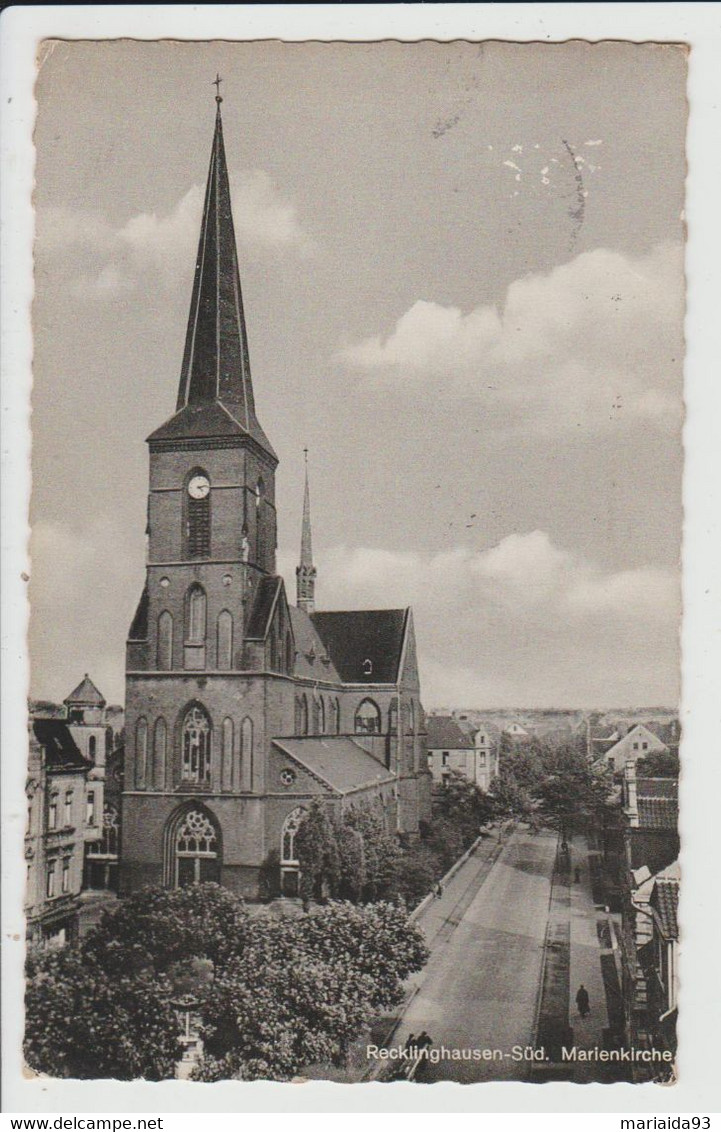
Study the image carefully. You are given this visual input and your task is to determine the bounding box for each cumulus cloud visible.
[339,243,684,434]
[280,530,679,708]
[36,168,314,300]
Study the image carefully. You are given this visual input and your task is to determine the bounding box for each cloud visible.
[339,243,684,434]
[280,529,679,707]
[36,168,314,300]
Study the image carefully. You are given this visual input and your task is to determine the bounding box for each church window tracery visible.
[171,806,220,887]
[181,705,212,785]
[355,698,381,735]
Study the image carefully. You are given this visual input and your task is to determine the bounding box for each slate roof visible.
[288,607,340,681]
[637,798,679,830]
[311,609,407,684]
[637,778,678,800]
[128,585,149,641]
[64,674,106,708]
[32,719,91,771]
[273,737,395,794]
[245,576,283,640]
[149,102,275,460]
[148,401,275,459]
[426,714,474,750]
[652,862,680,939]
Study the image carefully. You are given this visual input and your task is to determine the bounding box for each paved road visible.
[397,827,558,1083]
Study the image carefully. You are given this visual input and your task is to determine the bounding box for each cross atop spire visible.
[149,97,276,459]
[213,73,223,102]
[296,451,317,613]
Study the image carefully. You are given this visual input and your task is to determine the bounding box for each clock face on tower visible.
[188,474,210,500]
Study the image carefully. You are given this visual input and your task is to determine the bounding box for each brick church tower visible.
[121,93,431,898]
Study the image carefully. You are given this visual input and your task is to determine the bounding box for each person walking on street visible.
[576,984,590,1018]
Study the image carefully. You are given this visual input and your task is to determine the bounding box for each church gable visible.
[268,742,333,796]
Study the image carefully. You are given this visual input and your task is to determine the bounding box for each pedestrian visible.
[416,1030,432,1050]
[435,881,444,899]
[576,984,590,1018]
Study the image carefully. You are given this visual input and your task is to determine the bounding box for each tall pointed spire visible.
[296,449,317,613]
[150,88,275,458]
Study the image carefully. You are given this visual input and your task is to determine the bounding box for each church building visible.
[121,93,431,899]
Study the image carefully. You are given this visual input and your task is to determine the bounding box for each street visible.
[395,827,557,1083]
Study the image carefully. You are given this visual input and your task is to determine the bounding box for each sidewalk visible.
[567,832,626,1082]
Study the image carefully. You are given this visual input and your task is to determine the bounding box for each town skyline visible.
[29,40,685,708]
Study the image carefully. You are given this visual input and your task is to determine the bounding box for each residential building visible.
[595,723,670,775]
[25,718,91,947]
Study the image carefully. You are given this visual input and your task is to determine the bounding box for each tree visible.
[24,947,182,1080]
[333,819,367,902]
[193,901,428,1081]
[342,802,401,900]
[535,748,612,840]
[636,751,680,778]
[82,882,249,974]
[488,774,533,820]
[295,801,340,903]
[434,769,495,844]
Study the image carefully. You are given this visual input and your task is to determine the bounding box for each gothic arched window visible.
[88,735,97,762]
[217,610,233,670]
[173,807,220,887]
[153,717,167,790]
[286,633,294,673]
[333,698,341,734]
[409,699,416,735]
[355,698,381,735]
[186,586,206,643]
[222,717,234,791]
[318,697,326,734]
[281,807,306,865]
[158,611,173,670]
[135,718,148,787]
[241,717,253,791]
[181,705,212,785]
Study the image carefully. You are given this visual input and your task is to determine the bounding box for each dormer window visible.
[363,658,373,676]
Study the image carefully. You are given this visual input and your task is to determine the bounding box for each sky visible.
[29,39,686,709]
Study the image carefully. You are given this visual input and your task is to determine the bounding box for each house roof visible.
[637,778,678,800]
[272,737,395,794]
[652,862,680,939]
[311,609,407,684]
[245,576,283,640]
[288,607,340,682]
[426,714,474,750]
[64,674,106,708]
[32,719,91,771]
[637,798,679,830]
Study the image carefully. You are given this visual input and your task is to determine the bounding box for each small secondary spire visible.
[296,450,317,614]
